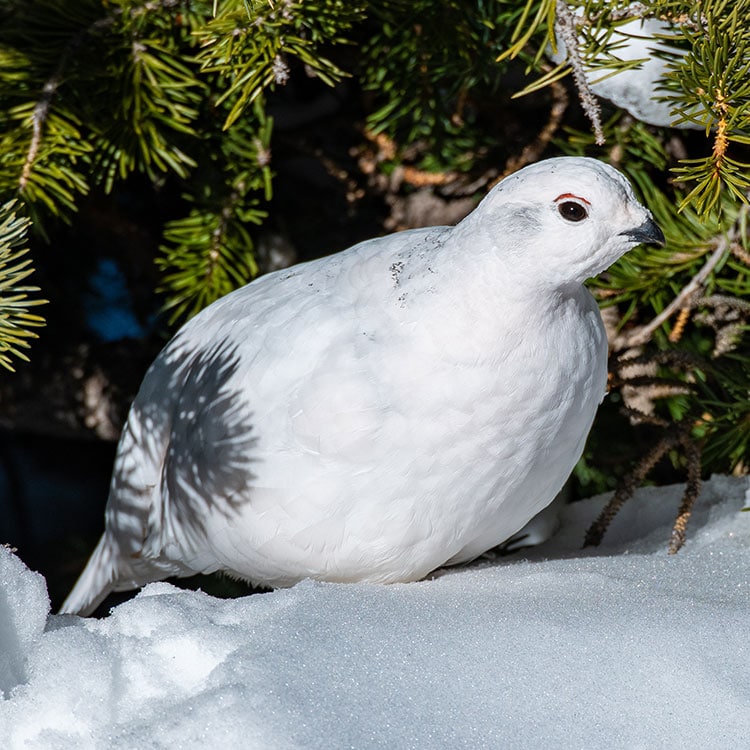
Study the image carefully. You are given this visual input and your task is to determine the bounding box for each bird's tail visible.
[59,533,120,617]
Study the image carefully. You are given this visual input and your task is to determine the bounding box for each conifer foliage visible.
[0,1,747,486]
[0,200,46,371]
[0,0,362,321]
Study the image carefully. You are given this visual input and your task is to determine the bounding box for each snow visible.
[2,474,749,749]
[551,17,699,128]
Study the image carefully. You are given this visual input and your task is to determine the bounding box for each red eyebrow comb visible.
[554,193,591,205]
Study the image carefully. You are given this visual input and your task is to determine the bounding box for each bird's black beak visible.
[620,217,666,247]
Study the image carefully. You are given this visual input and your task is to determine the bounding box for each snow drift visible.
[1,475,748,749]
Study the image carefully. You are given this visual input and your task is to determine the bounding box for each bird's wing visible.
[106,226,452,564]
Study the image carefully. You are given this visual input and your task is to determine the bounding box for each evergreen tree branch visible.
[0,200,46,371]
[613,235,729,349]
[18,14,114,193]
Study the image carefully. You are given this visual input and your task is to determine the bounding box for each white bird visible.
[62,157,664,616]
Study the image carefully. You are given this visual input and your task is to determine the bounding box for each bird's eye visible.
[557,201,588,222]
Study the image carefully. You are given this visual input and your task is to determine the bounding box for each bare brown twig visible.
[583,418,702,553]
[585,349,707,553]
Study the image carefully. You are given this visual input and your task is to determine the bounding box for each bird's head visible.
[463,156,665,288]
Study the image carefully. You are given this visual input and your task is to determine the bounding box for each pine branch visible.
[613,236,729,349]
[18,13,115,194]
[200,0,365,129]
[0,201,47,371]
[612,198,748,349]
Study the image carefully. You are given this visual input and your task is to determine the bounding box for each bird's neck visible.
[397,240,594,368]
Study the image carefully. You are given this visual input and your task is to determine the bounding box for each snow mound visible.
[1,475,748,749]
[0,545,49,698]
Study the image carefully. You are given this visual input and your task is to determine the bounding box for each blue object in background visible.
[83,258,148,342]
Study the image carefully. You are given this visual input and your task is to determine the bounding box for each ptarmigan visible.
[62,157,664,616]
